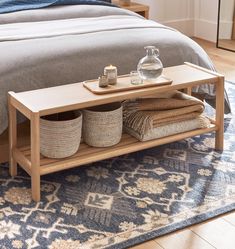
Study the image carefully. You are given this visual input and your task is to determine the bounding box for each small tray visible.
[83,74,172,94]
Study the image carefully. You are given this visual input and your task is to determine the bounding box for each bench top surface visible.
[9,63,221,116]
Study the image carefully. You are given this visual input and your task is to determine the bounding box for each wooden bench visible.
[8,62,224,201]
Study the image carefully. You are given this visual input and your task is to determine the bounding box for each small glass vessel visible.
[137,46,163,81]
[130,70,143,85]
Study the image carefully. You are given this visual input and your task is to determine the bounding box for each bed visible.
[0,0,230,162]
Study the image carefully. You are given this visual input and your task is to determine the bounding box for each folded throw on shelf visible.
[123,91,205,134]
[124,115,211,142]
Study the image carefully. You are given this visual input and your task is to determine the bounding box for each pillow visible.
[0,0,114,14]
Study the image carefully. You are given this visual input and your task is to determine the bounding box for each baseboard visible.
[194,19,217,43]
[162,19,194,37]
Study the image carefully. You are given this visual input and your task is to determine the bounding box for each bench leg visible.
[8,97,17,177]
[215,77,224,150]
[31,112,41,202]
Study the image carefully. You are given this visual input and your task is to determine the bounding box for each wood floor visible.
[131,38,235,249]
[218,39,235,53]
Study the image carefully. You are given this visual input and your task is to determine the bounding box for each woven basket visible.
[40,111,82,159]
[83,102,123,147]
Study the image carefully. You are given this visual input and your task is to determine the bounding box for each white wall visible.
[135,0,194,36]
[135,0,222,42]
[218,0,235,39]
[194,0,219,42]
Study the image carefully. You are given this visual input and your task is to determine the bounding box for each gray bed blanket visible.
[0,5,228,134]
[0,15,167,41]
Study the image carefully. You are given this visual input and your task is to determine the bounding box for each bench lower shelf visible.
[14,124,217,177]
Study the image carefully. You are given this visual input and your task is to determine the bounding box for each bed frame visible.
[0,122,29,163]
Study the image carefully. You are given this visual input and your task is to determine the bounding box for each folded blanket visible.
[123,91,205,134]
[124,115,211,142]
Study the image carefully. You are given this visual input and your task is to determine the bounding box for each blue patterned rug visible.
[0,83,235,249]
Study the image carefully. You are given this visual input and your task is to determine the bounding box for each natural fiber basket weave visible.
[40,111,82,159]
[83,102,123,147]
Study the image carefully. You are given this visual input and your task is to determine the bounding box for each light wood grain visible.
[8,96,17,176]
[223,212,235,226]
[83,75,172,94]
[18,124,216,176]
[155,229,215,249]
[184,62,224,77]
[8,62,223,202]
[190,218,235,249]
[218,39,235,51]
[10,64,218,116]
[131,240,163,249]
[193,38,235,82]
[30,112,41,202]
[2,37,233,166]
[12,148,31,176]
[113,1,149,19]
[8,91,32,118]
[215,76,224,150]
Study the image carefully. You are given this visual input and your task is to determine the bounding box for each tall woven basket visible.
[83,102,123,147]
[40,111,82,159]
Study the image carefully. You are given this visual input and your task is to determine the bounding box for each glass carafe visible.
[137,46,163,81]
